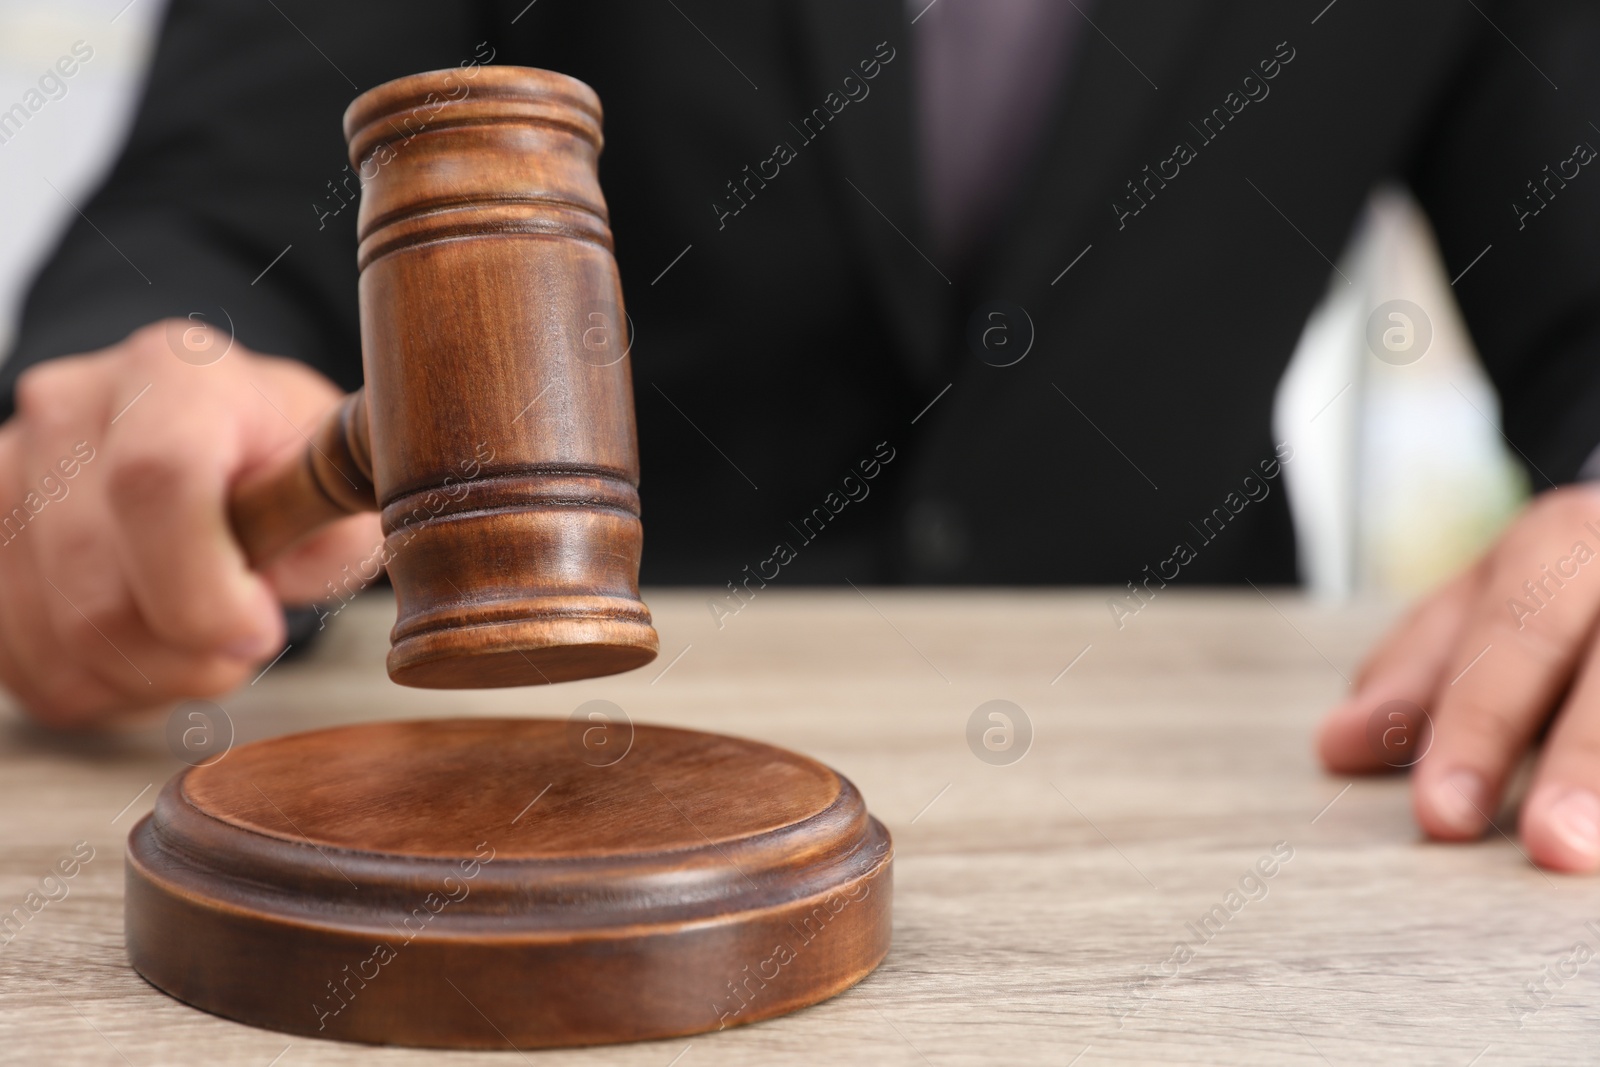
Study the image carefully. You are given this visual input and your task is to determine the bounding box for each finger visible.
[17,390,273,713]
[0,423,126,725]
[103,335,356,656]
[1413,486,1600,841]
[101,356,285,659]
[0,576,126,727]
[1520,635,1600,872]
[0,564,249,726]
[16,349,278,706]
[1316,561,1482,773]
[13,357,129,675]
[22,539,265,714]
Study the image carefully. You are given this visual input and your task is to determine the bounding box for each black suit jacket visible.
[4,0,1598,586]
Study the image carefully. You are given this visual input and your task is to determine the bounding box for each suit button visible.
[906,498,968,573]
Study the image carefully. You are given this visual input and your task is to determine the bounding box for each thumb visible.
[259,511,387,606]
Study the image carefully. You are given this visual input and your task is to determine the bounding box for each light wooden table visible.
[0,589,1590,1066]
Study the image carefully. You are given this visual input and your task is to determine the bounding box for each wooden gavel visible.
[227,67,658,688]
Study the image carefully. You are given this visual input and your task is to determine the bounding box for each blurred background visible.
[0,0,1529,599]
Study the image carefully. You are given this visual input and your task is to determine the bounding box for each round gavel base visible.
[125,719,892,1048]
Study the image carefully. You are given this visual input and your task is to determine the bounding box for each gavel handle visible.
[227,390,377,567]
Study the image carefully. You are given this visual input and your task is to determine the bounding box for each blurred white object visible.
[1276,186,1528,598]
[0,0,164,356]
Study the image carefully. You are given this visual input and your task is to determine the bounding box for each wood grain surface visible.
[126,717,891,1047]
[227,66,660,690]
[0,589,1591,1065]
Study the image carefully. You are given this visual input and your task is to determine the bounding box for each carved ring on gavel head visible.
[226,67,659,688]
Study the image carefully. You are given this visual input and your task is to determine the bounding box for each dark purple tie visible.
[913,0,1084,268]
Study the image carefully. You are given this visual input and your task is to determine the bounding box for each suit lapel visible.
[791,0,948,384]
[979,0,1221,297]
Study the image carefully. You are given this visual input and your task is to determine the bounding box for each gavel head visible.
[339,67,658,688]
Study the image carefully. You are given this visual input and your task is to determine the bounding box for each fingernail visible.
[1430,770,1490,835]
[1547,789,1600,862]
[222,583,283,661]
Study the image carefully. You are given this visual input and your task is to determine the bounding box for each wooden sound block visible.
[125,718,892,1048]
